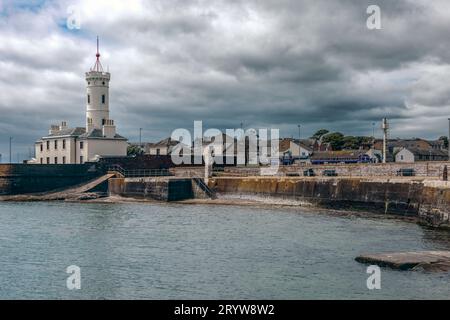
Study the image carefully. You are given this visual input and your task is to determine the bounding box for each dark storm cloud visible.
[1,0,450,161]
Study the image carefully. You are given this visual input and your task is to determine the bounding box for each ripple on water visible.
[0,201,449,299]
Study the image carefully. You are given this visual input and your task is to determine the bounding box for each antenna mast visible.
[382,118,389,164]
[92,36,104,72]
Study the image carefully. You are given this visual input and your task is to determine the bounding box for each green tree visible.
[342,136,372,150]
[342,136,359,149]
[322,132,345,150]
[311,129,329,140]
[127,145,144,156]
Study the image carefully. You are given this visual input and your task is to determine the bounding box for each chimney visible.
[49,124,59,135]
[102,119,116,138]
[59,121,68,131]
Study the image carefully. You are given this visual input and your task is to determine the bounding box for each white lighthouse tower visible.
[31,37,128,165]
[86,37,110,131]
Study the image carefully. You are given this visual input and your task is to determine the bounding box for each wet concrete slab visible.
[355,251,450,271]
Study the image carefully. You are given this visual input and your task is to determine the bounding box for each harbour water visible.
[0,201,449,299]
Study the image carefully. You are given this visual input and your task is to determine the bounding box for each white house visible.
[395,147,448,163]
[278,138,312,164]
[31,39,128,164]
[145,137,180,155]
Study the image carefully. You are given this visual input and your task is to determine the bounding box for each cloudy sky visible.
[1,0,450,161]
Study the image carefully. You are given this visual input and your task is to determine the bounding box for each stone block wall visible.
[208,177,450,228]
[0,163,104,195]
[108,177,195,201]
[212,162,450,178]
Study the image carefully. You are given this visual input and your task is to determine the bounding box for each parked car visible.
[303,169,316,177]
[323,170,338,176]
[396,168,415,176]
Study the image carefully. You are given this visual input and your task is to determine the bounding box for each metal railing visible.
[107,165,172,177]
[193,176,217,199]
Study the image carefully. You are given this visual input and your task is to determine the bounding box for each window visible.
[102,81,105,85]
[54,157,58,164]
[102,94,105,104]
[63,140,66,149]
[40,158,43,164]
[40,144,43,152]
[46,141,50,150]
[54,140,58,150]
[401,155,404,160]
[87,94,90,104]
[46,157,50,164]
[62,156,66,164]
[156,148,160,155]
[80,156,83,164]
[80,141,84,149]
[102,119,106,125]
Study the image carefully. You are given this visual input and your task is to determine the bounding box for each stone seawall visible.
[168,162,450,178]
[0,163,104,195]
[211,162,450,177]
[208,177,450,228]
[108,177,210,201]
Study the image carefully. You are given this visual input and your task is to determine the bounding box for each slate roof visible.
[402,147,448,157]
[78,128,127,140]
[311,150,368,160]
[278,138,313,153]
[147,137,180,147]
[44,127,86,138]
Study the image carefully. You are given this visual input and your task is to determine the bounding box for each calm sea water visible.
[0,201,449,299]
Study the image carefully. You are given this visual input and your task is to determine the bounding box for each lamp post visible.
[448,118,450,161]
[9,137,12,164]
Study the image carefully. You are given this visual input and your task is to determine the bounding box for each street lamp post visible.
[9,137,12,164]
[448,118,450,161]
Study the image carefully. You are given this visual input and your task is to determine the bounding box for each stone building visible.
[31,39,127,164]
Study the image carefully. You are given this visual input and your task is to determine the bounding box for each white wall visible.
[34,137,77,164]
[85,139,127,161]
[287,141,311,158]
[395,148,415,163]
[86,71,110,130]
[148,147,169,155]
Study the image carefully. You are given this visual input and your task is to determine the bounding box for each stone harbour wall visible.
[108,177,212,201]
[216,162,450,178]
[208,177,450,228]
[0,163,104,195]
